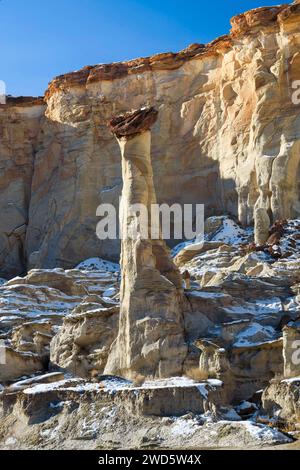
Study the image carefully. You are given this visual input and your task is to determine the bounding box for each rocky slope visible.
[1,2,300,276]
[1,216,300,449]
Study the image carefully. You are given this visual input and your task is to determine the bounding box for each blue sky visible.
[0,0,277,96]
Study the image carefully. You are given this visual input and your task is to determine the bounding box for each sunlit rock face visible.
[1,3,300,276]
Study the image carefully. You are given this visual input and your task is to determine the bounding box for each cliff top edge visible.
[2,2,299,104]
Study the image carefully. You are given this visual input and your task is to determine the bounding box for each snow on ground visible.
[102,287,117,298]
[221,408,241,421]
[23,379,101,395]
[143,376,196,388]
[237,420,292,444]
[171,417,200,436]
[21,375,224,397]
[171,216,251,256]
[0,258,120,330]
[233,322,277,347]
[209,217,250,245]
[235,401,258,412]
[171,236,205,257]
[224,298,283,317]
[279,219,300,256]
[99,376,133,392]
[0,278,6,286]
[76,258,120,273]
[281,377,300,384]
[188,291,227,299]
[8,373,64,391]
[169,416,292,445]
[140,376,222,391]
[100,376,211,392]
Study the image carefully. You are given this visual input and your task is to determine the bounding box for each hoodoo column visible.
[105,107,187,378]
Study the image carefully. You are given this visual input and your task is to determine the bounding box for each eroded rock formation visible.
[105,107,187,378]
[1,3,300,277]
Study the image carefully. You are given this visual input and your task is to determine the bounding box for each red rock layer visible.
[44,3,300,100]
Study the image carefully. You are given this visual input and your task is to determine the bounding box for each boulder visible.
[283,321,300,378]
[50,307,119,378]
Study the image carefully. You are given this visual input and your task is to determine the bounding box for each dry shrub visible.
[185,367,209,381]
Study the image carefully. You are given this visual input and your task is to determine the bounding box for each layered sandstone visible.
[1,3,300,276]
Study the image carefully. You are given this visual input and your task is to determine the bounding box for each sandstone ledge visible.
[0,96,45,108]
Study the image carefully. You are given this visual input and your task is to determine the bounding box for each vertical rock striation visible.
[105,108,187,378]
[0,97,45,278]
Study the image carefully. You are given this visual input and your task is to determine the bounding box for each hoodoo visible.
[105,107,187,378]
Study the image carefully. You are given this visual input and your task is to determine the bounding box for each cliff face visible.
[1,2,300,276]
[0,98,45,277]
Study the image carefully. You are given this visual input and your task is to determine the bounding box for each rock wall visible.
[0,98,45,278]
[1,2,300,276]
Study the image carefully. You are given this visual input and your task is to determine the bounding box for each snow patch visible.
[236,401,258,412]
[5,437,17,446]
[188,291,227,299]
[102,287,117,298]
[233,322,277,347]
[210,218,248,245]
[171,417,199,436]
[281,376,300,384]
[239,421,292,444]
[23,379,101,395]
[76,258,120,273]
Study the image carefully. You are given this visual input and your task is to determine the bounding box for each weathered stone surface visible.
[2,2,300,448]
[262,377,300,427]
[1,217,300,443]
[0,259,120,382]
[0,347,44,383]
[195,338,283,402]
[174,241,224,267]
[105,109,187,378]
[254,208,270,245]
[0,99,45,277]
[50,307,119,378]
[283,321,300,378]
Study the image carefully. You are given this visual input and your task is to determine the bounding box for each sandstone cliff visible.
[0,98,45,277]
[1,2,300,277]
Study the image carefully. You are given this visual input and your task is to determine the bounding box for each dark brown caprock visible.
[109,106,158,139]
